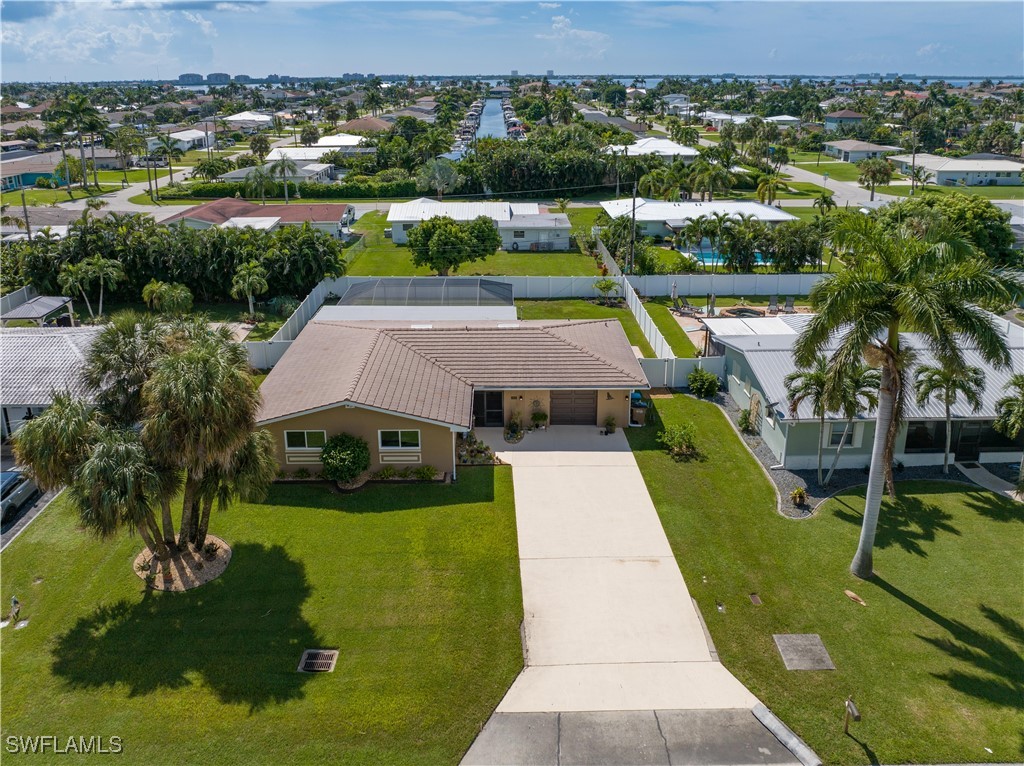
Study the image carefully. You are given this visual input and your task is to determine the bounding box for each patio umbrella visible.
[671,281,677,302]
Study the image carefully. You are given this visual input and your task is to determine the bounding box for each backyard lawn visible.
[346,212,600,277]
[565,206,604,231]
[0,467,523,765]
[643,297,698,357]
[99,301,287,339]
[516,298,655,357]
[628,393,1022,764]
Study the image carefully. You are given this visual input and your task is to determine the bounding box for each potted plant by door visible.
[531,411,548,431]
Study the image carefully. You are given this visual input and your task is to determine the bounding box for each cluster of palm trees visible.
[669,212,824,274]
[790,210,1024,579]
[14,315,277,563]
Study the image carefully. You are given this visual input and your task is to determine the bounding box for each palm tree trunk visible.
[248,293,254,316]
[78,137,89,191]
[283,176,289,204]
[195,497,215,550]
[817,414,825,486]
[824,419,853,486]
[943,401,951,475]
[138,519,168,561]
[160,498,176,546]
[177,476,199,549]
[59,142,73,197]
[90,137,99,189]
[98,281,104,318]
[79,288,95,319]
[851,365,894,579]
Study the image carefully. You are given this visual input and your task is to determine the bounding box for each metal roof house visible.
[823,140,900,163]
[705,315,1024,471]
[887,153,1022,187]
[386,198,571,251]
[257,318,649,477]
[600,198,797,239]
[603,137,700,164]
[0,327,100,438]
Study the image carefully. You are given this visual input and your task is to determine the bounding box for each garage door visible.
[549,390,598,425]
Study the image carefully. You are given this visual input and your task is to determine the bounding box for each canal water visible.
[475,99,508,139]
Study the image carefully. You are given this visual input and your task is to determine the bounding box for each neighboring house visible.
[266,146,377,162]
[604,137,700,164]
[257,317,649,477]
[0,119,46,138]
[823,140,900,163]
[387,198,571,251]
[823,110,867,132]
[764,115,802,130]
[0,327,100,438]
[576,105,647,134]
[339,116,392,133]
[0,150,64,191]
[218,162,338,184]
[662,94,692,117]
[89,147,130,170]
[700,111,754,129]
[162,197,355,237]
[315,133,365,147]
[887,153,1023,186]
[993,202,1024,249]
[599,198,797,239]
[705,314,1024,470]
[145,128,212,153]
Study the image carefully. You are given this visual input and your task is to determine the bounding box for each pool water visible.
[678,249,769,266]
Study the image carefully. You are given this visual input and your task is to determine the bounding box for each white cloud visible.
[182,10,216,36]
[916,42,941,57]
[535,15,609,60]
[768,47,777,60]
[538,2,560,8]
[403,9,499,27]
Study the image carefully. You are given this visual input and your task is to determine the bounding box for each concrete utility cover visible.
[773,634,835,670]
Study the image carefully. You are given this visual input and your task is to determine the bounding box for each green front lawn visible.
[878,184,1024,201]
[1,467,523,765]
[628,394,1022,764]
[346,212,600,277]
[643,298,698,357]
[792,161,865,183]
[516,298,655,357]
[95,169,170,184]
[1,187,110,207]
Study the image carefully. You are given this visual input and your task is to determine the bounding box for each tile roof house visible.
[705,315,1024,470]
[0,327,100,437]
[257,319,649,476]
[162,197,354,236]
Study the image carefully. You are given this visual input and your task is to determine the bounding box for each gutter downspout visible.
[451,430,458,483]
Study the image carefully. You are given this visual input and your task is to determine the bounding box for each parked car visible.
[135,156,168,168]
[0,470,37,523]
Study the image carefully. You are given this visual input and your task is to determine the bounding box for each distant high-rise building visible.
[178,73,203,85]
[511,70,519,77]
[207,72,231,84]
[234,74,251,83]
[546,70,554,77]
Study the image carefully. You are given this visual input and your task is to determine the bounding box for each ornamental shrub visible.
[687,368,720,399]
[657,423,701,462]
[320,432,370,484]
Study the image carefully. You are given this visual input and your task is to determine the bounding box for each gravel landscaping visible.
[719,393,973,517]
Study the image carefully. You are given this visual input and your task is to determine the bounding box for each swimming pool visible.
[678,249,769,267]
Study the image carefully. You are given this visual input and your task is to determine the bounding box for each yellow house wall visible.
[263,406,455,475]
[501,389,632,428]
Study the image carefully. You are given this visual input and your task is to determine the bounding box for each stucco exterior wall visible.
[500,388,632,429]
[501,228,570,251]
[262,406,456,475]
[597,390,632,430]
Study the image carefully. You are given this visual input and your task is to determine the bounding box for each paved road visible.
[463,427,802,766]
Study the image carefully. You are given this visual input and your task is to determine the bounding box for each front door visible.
[473,391,504,428]
[956,421,982,462]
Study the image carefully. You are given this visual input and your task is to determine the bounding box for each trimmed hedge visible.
[687,368,721,399]
[320,433,371,484]
[158,178,418,201]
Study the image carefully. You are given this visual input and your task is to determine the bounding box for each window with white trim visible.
[403,223,415,231]
[285,430,326,450]
[379,429,420,449]
[828,422,853,447]
[513,230,525,239]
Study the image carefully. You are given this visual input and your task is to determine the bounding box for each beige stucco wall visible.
[501,388,631,428]
[262,406,455,475]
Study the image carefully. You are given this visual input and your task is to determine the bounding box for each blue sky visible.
[1,1,1022,82]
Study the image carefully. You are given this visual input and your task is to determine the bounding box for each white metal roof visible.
[169,129,208,141]
[888,153,1024,173]
[603,137,700,159]
[600,198,798,224]
[387,198,540,223]
[316,133,364,147]
[223,111,272,122]
[266,147,336,161]
[220,217,280,230]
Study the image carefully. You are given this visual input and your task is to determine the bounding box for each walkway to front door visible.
[462,426,802,765]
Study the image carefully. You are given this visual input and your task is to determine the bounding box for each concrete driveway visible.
[463,427,802,765]
[1,453,57,552]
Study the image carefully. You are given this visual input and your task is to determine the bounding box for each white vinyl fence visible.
[0,285,38,315]
[629,273,825,297]
[640,356,726,389]
[622,277,672,359]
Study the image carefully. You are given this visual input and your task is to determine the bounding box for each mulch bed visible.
[133,535,232,592]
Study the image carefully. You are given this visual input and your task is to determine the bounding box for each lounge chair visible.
[782,296,796,314]
[767,296,779,315]
[672,297,698,317]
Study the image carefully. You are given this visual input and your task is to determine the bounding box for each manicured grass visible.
[0,467,523,765]
[779,206,820,222]
[628,394,1022,764]
[643,297,698,357]
[878,184,1024,201]
[346,212,600,277]
[516,298,655,357]
[775,180,833,199]
[565,206,604,231]
[792,161,864,183]
[95,169,169,184]
[1,186,109,207]
[126,193,196,206]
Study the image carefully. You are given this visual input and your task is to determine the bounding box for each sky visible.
[1,0,1022,83]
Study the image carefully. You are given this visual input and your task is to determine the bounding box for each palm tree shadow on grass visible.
[831,495,960,557]
[962,491,1024,524]
[874,577,1024,710]
[51,543,322,711]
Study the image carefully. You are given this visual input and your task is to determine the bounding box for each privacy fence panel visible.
[0,285,38,316]
[629,273,825,297]
[639,356,727,389]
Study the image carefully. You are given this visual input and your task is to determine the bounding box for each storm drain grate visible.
[298,649,338,673]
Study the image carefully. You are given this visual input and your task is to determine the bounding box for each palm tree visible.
[639,168,677,200]
[795,212,1023,578]
[812,193,836,217]
[786,356,832,487]
[914,364,985,474]
[85,254,123,318]
[415,158,464,201]
[110,126,144,186]
[270,156,299,204]
[993,374,1024,492]
[249,133,271,162]
[58,261,95,319]
[193,157,231,181]
[693,161,732,202]
[244,164,275,206]
[53,94,100,191]
[231,260,269,317]
[824,363,880,485]
[142,279,193,315]
[756,172,783,205]
[46,117,75,197]
[669,123,700,147]
[153,134,185,186]
[857,157,893,201]
[909,165,934,191]
[553,198,572,215]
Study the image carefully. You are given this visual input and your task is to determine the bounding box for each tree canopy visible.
[407,215,502,276]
